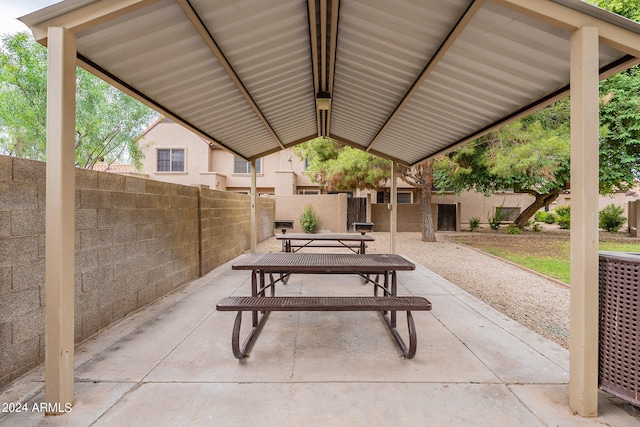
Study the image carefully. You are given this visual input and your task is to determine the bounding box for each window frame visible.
[497,206,521,222]
[233,157,263,174]
[397,192,413,204]
[156,148,186,173]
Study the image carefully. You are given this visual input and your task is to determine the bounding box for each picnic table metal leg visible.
[390,271,397,327]
[268,273,276,296]
[231,310,271,359]
[380,310,418,359]
[251,271,258,327]
[373,273,387,296]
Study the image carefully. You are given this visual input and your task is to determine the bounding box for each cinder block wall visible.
[199,188,274,273]
[74,167,201,341]
[0,156,274,389]
[0,157,44,389]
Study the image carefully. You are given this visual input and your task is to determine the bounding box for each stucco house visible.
[138,118,637,232]
[138,117,322,196]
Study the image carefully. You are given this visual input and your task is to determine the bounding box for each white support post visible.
[45,26,77,414]
[390,162,397,254]
[569,26,600,417]
[250,159,257,253]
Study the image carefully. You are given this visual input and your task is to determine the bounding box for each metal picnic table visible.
[276,233,375,253]
[217,253,431,359]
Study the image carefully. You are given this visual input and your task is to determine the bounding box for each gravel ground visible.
[256,231,570,349]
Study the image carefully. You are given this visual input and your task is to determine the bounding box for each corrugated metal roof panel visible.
[191,0,316,145]
[370,1,631,164]
[330,0,472,147]
[76,0,280,159]
[20,0,640,165]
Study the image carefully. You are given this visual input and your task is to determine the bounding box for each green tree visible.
[0,32,157,168]
[397,161,436,242]
[295,137,389,191]
[587,0,640,21]
[293,138,437,241]
[598,66,640,194]
[435,101,571,230]
[588,0,640,194]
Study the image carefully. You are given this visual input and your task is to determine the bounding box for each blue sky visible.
[0,1,61,36]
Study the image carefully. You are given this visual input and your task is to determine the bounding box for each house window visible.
[234,157,262,174]
[497,207,520,221]
[157,148,185,172]
[397,192,412,204]
[376,191,412,203]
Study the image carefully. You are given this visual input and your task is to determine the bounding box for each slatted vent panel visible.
[598,253,640,406]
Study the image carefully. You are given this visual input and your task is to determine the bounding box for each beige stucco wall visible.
[556,190,639,223]
[371,192,536,231]
[432,192,535,226]
[372,203,427,232]
[275,194,348,233]
[139,121,639,228]
[140,120,320,194]
[139,119,212,187]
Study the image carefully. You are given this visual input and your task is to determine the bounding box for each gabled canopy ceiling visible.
[21,0,640,166]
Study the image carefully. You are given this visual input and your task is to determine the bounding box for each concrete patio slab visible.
[1,257,638,426]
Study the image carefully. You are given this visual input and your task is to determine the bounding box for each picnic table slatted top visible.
[275,233,375,241]
[232,253,415,272]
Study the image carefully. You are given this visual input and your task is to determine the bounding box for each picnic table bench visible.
[216,253,432,359]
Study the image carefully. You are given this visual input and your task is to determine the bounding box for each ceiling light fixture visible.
[316,92,331,111]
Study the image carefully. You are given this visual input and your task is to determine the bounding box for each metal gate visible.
[437,204,457,231]
[347,197,367,231]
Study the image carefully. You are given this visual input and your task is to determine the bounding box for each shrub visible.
[543,212,557,224]
[534,211,547,222]
[300,204,319,233]
[488,206,508,230]
[557,214,570,229]
[507,224,522,234]
[599,204,626,232]
[532,222,542,232]
[488,214,501,230]
[555,206,570,229]
[469,217,480,231]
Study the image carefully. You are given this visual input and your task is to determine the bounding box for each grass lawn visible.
[483,247,570,283]
[452,236,640,284]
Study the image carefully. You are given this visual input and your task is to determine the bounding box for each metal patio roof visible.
[20,0,640,166]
